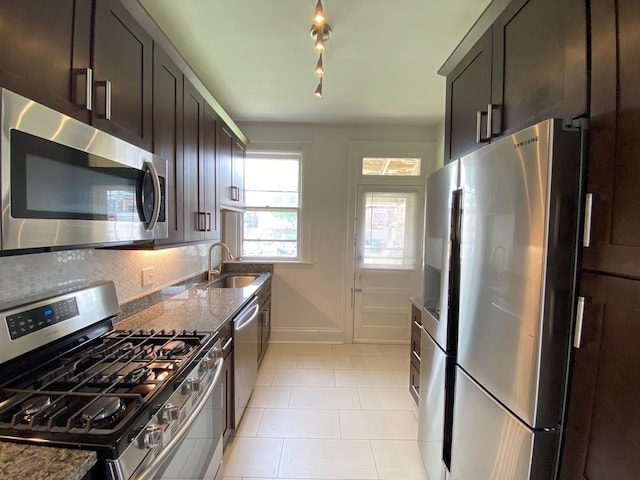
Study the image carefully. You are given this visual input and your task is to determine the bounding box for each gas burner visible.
[21,395,51,418]
[81,397,125,429]
[161,340,188,357]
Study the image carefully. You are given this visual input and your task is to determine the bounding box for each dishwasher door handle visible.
[235,304,260,332]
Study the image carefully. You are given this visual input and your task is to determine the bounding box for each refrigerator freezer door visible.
[423,160,458,350]
[417,327,447,480]
[449,369,558,480]
[457,119,580,428]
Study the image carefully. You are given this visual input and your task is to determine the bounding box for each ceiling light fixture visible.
[314,78,323,98]
[310,0,331,97]
[315,53,324,77]
[312,0,326,26]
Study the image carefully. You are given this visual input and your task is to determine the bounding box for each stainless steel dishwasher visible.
[233,296,260,427]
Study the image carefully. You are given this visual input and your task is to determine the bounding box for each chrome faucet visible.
[208,242,234,282]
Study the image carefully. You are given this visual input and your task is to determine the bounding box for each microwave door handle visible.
[143,161,162,231]
[132,356,225,480]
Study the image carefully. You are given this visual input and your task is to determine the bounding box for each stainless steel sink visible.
[208,274,259,288]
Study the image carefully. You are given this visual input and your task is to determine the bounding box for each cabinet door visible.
[203,103,219,239]
[152,45,184,245]
[217,124,234,207]
[232,139,246,207]
[93,0,152,150]
[183,79,205,242]
[559,273,640,480]
[444,30,492,162]
[491,0,587,137]
[582,0,640,278]
[0,0,91,123]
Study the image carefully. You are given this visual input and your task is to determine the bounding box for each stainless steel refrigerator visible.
[419,118,585,480]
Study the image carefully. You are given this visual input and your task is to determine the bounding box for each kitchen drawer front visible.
[410,360,420,404]
[411,303,422,367]
[257,280,272,305]
[411,323,422,368]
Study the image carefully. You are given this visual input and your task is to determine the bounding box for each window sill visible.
[227,259,314,266]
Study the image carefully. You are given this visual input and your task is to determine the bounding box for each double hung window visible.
[242,152,301,259]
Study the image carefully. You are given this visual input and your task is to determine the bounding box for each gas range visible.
[0,282,224,480]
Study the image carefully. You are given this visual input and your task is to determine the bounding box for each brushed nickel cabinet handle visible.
[97,80,112,120]
[476,110,489,143]
[73,68,93,111]
[574,296,586,348]
[231,185,240,202]
[583,193,593,247]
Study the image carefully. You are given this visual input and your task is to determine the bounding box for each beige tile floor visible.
[222,343,428,480]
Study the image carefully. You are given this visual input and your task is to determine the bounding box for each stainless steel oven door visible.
[117,341,225,480]
[151,378,224,480]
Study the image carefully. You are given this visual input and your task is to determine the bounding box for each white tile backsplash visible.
[0,243,218,306]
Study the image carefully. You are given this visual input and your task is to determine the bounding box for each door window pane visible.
[362,157,421,176]
[361,191,418,267]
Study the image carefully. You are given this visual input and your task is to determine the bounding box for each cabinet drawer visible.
[411,326,421,368]
[409,361,420,405]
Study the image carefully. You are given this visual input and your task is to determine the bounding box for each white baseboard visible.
[270,327,345,343]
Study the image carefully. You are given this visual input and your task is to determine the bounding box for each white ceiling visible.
[137,0,491,127]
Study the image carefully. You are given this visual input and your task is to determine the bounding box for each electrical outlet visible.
[141,267,154,287]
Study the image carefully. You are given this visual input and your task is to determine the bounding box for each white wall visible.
[238,121,439,343]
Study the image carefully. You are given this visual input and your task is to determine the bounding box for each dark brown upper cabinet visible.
[202,102,219,239]
[183,79,219,243]
[217,123,246,212]
[444,30,492,162]
[93,0,153,151]
[443,0,587,163]
[581,0,640,279]
[152,45,184,246]
[0,0,92,123]
[0,0,153,151]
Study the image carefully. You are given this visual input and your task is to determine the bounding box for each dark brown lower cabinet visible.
[559,273,640,479]
[257,280,272,367]
[409,302,421,405]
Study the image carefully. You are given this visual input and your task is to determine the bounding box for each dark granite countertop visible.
[0,443,96,480]
[113,272,271,333]
[410,296,424,309]
[0,267,272,479]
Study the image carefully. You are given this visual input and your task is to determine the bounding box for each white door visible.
[352,185,424,342]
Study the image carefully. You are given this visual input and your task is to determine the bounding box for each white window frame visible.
[241,145,309,262]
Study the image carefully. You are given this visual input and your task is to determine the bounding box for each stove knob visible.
[161,403,180,423]
[141,425,163,449]
[202,355,220,371]
[183,377,201,394]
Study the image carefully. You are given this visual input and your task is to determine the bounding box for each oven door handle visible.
[133,356,225,480]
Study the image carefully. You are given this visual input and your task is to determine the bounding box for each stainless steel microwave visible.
[0,88,167,252]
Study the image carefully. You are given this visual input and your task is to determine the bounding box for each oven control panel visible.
[5,298,79,340]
